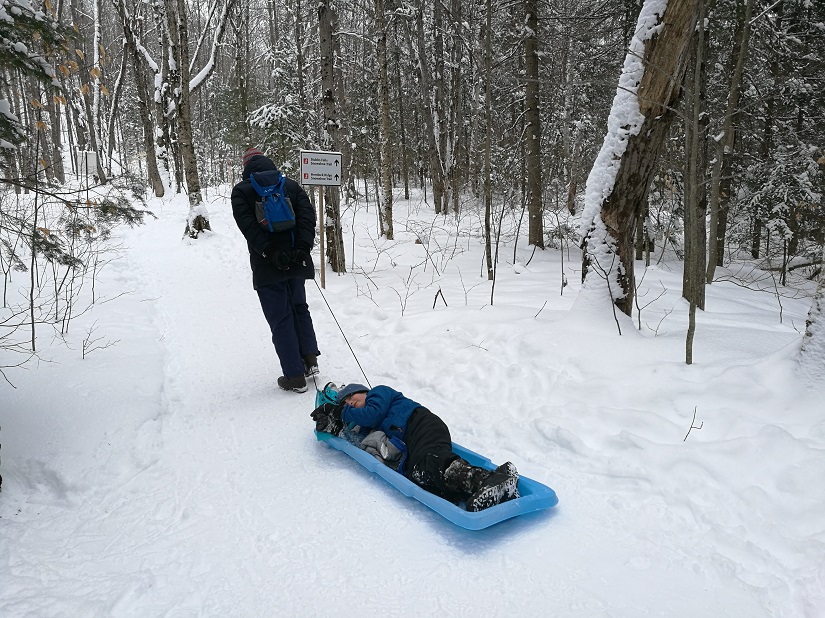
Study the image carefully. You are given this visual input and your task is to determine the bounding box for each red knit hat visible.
[242,147,264,166]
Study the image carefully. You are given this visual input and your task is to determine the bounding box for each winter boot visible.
[278,375,307,393]
[494,461,520,500]
[302,354,320,377]
[443,458,491,497]
[466,463,519,512]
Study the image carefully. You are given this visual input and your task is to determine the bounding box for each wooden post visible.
[319,186,326,289]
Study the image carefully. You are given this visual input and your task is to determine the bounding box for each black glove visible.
[270,251,292,271]
[289,249,309,267]
[311,402,344,435]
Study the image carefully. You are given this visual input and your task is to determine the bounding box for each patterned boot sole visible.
[467,473,519,512]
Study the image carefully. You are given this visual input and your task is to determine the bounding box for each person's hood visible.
[242,155,278,180]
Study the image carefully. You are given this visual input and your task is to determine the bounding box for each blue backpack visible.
[250,172,296,233]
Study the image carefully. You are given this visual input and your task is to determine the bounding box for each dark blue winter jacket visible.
[341,385,422,442]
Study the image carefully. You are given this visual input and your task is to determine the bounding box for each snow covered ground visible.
[1,186,823,617]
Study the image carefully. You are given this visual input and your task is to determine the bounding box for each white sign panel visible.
[299,150,342,186]
[78,150,97,178]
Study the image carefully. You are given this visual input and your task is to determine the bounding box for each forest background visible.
[1,1,825,613]
[1,0,824,385]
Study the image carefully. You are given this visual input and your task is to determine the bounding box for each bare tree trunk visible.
[524,0,543,247]
[229,4,251,147]
[406,4,444,210]
[706,0,754,282]
[752,5,779,261]
[581,0,700,316]
[682,1,707,309]
[561,35,579,215]
[799,248,825,379]
[166,0,210,237]
[375,0,393,239]
[447,0,462,215]
[68,0,106,185]
[151,1,173,191]
[433,0,446,214]
[47,94,66,183]
[319,0,346,272]
[294,0,307,110]
[91,0,106,181]
[114,0,164,196]
[105,41,129,177]
[134,61,164,197]
[483,0,493,280]
[393,20,410,200]
[686,300,697,364]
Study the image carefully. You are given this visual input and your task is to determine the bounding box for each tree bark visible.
[319,0,346,272]
[799,249,825,379]
[483,0,494,280]
[447,0,462,214]
[432,0,446,214]
[393,20,410,200]
[114,0,165,197]
[151,1,173,191]
[706,0,754,282]
[166,0,210,237]
[524,0,543,247]
[105,41,129,177]
[407,3,444,211]
[682,1,707,309]
[582,0,700,316]
[375,0,393,238]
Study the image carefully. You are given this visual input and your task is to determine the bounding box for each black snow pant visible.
[257,279,319,379]
[404,408,467,503]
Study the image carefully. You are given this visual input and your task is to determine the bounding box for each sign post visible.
[299,150,342,289]
[318,187,325,289]
[78,150,97,183]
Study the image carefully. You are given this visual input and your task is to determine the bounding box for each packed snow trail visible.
[1,190,822,616]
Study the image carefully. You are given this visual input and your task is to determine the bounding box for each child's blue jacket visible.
[341,385,422,441]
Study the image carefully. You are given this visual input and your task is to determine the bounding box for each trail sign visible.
[299,150,342,186]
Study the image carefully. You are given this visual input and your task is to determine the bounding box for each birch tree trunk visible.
[68,0,107,185]
[166,0,210,237]
[393,20,410,200]
[580,0,700,316]
[375,0,393,239]
[151,1,173,191]
[407,4,444,211]
[91,0,106,180]
[524,0,543,247]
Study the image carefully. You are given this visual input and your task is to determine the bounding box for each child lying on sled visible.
[311,383,518,511]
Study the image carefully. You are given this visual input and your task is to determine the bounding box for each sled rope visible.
[313,279,372,390]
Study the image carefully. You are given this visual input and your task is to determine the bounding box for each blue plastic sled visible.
[314,430,558,530]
